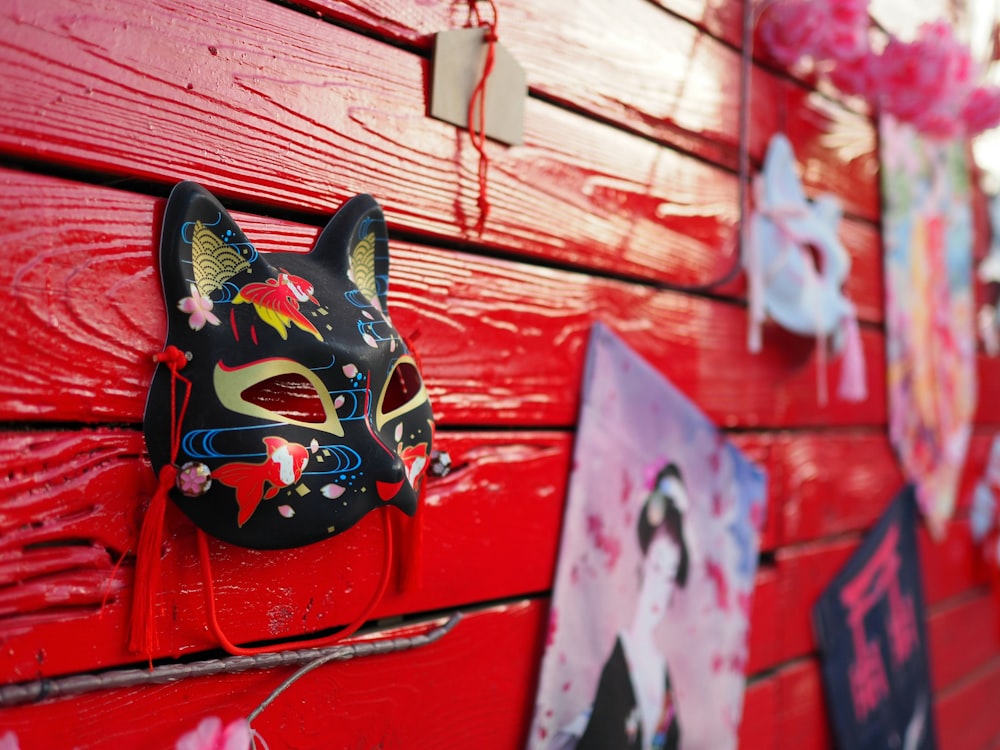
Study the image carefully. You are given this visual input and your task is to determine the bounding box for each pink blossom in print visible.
[0,731,20,750]
[546,607,559,646]
[705,557,730,610]
[175,717,251,750]
[585,513,622,570]
[177,462,212,496]
[178,283,221,331]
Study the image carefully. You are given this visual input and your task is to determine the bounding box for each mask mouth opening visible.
[241,373,328,423]
[381,361,423,414]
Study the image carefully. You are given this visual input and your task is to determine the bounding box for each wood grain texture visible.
[0,426,854,680]
[738,674,780,749]
[0,0,881,292]
[2,591,996,750]
[748,518,995,675]
[0,0,998,745]
[746,627,1000,750]
[742,652,1000,750]
[929,590,1000,694]
[290,0,879,222]
[0,600,551,750]
[937,656,1000,750]
[0,429,568,682]
[2,425,992,687]
[0,169,889,429]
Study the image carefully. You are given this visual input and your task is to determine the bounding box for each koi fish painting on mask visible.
[144,182,434,549]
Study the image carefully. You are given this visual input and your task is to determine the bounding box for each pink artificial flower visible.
[911,110,963,140]
[759,0,869,67]
[178,283,221,331]
[819,0,870,62]
[880,22,978,135]
[826,48,880,100]
[962,85,1000,137]
[176,717,252,750]
[758,0,826,67]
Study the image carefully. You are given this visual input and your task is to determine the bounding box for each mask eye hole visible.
[214,359,344,436]
[380,361,423,414]
[241,373,327,423]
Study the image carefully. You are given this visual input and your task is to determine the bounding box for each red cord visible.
[129,345,192,656]
[198,507,394,656]
[467,0,499,234]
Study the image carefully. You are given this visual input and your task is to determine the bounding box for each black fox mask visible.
[144,182,433,549]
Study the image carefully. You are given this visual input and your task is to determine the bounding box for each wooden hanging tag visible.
[429,28,526,146]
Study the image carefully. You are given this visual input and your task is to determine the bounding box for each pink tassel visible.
[837,313,868,402]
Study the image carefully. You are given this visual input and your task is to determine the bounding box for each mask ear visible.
[310,194,390,314]
[159,181,263,311]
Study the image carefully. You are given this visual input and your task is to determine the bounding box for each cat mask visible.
[744,133,867,402]
[144,182,434,550]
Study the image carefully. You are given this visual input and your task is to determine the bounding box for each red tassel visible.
[128,464,175,655]
[466,0,499,234]
[130,345,190,658]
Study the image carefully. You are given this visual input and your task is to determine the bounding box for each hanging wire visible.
[0,614,462,709]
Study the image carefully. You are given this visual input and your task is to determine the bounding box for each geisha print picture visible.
[144,182,434,550]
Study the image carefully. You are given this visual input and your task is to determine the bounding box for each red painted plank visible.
[739,674,779,750]
[0,430,569,682]
[937,656,1000,750]
[1,431,992,743]
[0,0,880,287]
[0,170,888,429]
[919,521,991,606]
[772,538,858,663]
[745,649,1000,750]
[0,0,730,287]
[746,648,1000,750]
[746,566,781,675]
[291,0,879,222]
[772,431,906,546]
[0,600,549,750]
[761,519,992,668]
[20,590,980,750]
[775,659,832,750]
[929,591,1000,694]
[1,425,933,683]
[761,425,1000,567]
[0,425,840,681]
[7,425,952,688]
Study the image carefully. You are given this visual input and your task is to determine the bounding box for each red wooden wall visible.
[0,0,998,747]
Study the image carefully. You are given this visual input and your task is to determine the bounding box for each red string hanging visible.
[197,508,394,656]
[129,345,192,657]
[467,0,499,234]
